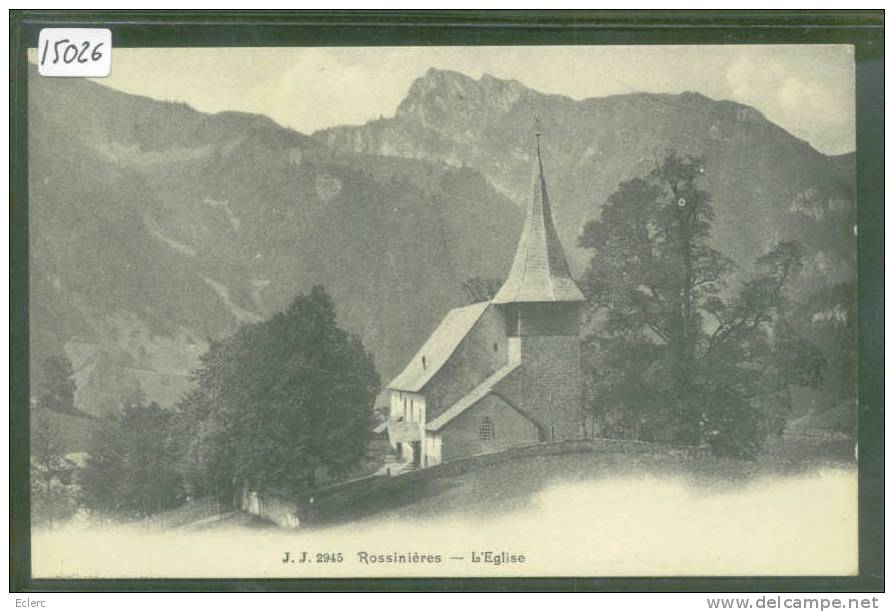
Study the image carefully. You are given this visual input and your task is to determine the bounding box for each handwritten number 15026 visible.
[40,38,104,66]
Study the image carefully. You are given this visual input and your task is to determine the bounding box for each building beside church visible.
[382,132,586,468]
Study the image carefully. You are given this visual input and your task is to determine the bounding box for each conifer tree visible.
[30,409,75,527]
[35,354,76,414]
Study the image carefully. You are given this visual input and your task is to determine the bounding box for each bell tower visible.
[492,125,586,439]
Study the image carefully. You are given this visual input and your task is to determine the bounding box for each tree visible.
[790,282,857,435]
[81,402,183,520]
[30,409,77,527]
[80,415,124,520]
[178,285,380,500]
[578,151,825,458]
[170,388,234,507]
[118,403,184,518]
[35,354,76,414]
[460,276,503,304]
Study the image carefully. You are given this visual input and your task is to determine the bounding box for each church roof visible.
[387,301,490,392]
[425,360,521,431]
[492,134,585,304]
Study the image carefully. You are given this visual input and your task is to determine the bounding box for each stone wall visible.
[240,487,301,528]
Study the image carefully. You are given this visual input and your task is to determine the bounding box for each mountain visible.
[28,67,522,417]
[316,68,858,430]
[28,66,857,428]
[316,69,856,290]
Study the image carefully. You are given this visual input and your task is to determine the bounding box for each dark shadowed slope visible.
[28,67,522,417]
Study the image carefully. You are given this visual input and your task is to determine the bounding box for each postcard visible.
[22,41,863,580]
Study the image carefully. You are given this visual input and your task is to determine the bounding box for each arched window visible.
[480,417,495,441]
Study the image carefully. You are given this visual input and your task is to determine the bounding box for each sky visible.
[78,45,854,155]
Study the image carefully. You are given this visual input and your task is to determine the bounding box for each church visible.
[382,132,586,468]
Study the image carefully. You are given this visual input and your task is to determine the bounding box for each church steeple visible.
[492,126,585,304]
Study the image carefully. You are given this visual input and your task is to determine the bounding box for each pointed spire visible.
[492,125,585,304]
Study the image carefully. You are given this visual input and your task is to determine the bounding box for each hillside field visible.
[32,435,857,578]
[286,434,856,528]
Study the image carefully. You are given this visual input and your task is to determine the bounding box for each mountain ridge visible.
[372,67,844,157]
[28,66,855,431]
[29,67,522,417]
[315,67,855,290]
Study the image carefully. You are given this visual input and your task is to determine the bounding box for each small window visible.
[421,356,427,369]
[492,341,498,352]
[480,417,495,441]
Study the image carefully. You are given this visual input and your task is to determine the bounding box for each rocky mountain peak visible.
[396,68,532,130]
[317,69,854,298]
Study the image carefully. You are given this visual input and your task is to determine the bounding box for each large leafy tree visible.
[178,285,380,500]
[578,151,825,457]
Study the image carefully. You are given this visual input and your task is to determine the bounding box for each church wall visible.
[422,305,509,421]
[439,394,540,463]
[518,303,579,336]
[501,303,579,337]
[496,335,584,440]
[389,390,426,424]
